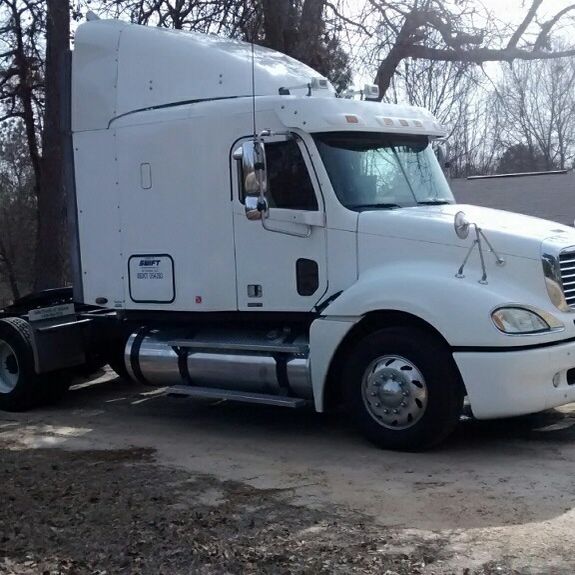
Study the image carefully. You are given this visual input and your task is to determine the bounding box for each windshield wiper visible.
[417,200,452,205]
[347,203,401,210]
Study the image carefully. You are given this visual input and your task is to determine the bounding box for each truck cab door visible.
[232,136,328,312]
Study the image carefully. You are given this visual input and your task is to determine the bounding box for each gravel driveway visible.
[2,369,575,574]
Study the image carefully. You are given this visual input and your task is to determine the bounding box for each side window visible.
[240,140,319,211]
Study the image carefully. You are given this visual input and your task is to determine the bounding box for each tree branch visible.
[408,45,575,63]
[534,4,575,51]
[325,2,371,36]
[506,0,543,49]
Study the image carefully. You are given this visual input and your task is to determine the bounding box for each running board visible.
[166,385,309,408]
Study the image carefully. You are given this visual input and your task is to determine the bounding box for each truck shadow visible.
[453,409,575,446]
[64,371,575,449]
[4,372,575,532]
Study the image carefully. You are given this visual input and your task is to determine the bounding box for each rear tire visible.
[343,326,464,451]
[0,318,41,411]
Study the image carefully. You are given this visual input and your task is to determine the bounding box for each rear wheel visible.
[343,326,464,451]
[0,318,40,411]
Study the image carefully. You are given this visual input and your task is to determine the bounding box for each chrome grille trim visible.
[560,249,575,308]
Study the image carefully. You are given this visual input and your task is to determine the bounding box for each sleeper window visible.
[240,140,319,211]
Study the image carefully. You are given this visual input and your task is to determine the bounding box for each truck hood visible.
[358,204,575,259]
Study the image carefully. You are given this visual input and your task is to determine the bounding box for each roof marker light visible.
[345,115,359,124]
[278,77,330,97]
[383,117,394,126]
[341,85,379,101]
[363,84,380,101]
[310,77,330,90]
[399,119,409,127]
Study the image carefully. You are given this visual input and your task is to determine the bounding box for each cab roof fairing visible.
[72,18,336,133]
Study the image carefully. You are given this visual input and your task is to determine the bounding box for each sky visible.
[474,0,574,41]
[480,0,574,22]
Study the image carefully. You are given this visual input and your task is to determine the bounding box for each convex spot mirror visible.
[454,210,470,239]
[233,141,269,219]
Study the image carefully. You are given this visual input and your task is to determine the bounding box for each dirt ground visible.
[2,370,575,574]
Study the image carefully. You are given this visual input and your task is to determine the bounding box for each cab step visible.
[166,385,309,408]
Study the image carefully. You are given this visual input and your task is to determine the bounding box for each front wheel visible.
[343,327,464,451]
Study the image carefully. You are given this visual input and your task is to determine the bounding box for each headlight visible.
[542,253,570,312]
[491,306,563,334]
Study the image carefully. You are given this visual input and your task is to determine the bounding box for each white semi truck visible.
[1,18,575,450]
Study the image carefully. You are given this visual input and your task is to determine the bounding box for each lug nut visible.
[393,409,399,414]
[375,402,381,408]
[401,401,407,407]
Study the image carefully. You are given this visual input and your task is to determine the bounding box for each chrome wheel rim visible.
[0,339,19,394]
[361,355,428,430]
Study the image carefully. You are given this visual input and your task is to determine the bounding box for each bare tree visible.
[97,0,254,34]
[447,92,503,178]
[0,0,70,291]
[359,0,575,98]
[0,121,37,301]
[386,56,478,131]
[495,55,575,170]
[0,0,44,204]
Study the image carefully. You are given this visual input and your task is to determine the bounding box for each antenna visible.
[250,41,257,138]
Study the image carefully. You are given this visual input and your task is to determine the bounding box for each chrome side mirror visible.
[233,141,268,220]
[454,211,470,239]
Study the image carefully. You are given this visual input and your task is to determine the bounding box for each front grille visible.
[559,250,575,308]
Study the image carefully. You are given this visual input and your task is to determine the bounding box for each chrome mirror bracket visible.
[455,219,505,284]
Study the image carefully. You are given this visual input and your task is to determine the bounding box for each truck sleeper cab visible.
[2,18,575,452]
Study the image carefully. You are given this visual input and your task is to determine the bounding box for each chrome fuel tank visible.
[124,328,312,398]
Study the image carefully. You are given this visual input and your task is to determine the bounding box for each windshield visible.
[313,132,454,210]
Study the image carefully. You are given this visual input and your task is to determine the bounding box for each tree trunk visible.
[375,16,419,99]
[261,0,290,52]
[294,0,325,61]
[0,240,20,301]
[34,0,70,291]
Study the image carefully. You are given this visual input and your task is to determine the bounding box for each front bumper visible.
[453,339,575,419]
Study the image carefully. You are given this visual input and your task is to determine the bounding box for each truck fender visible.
[309,316,358,412]
[309,261,557,412]
[319,262,550,348]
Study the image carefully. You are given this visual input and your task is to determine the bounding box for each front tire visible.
[343,327,464,451]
